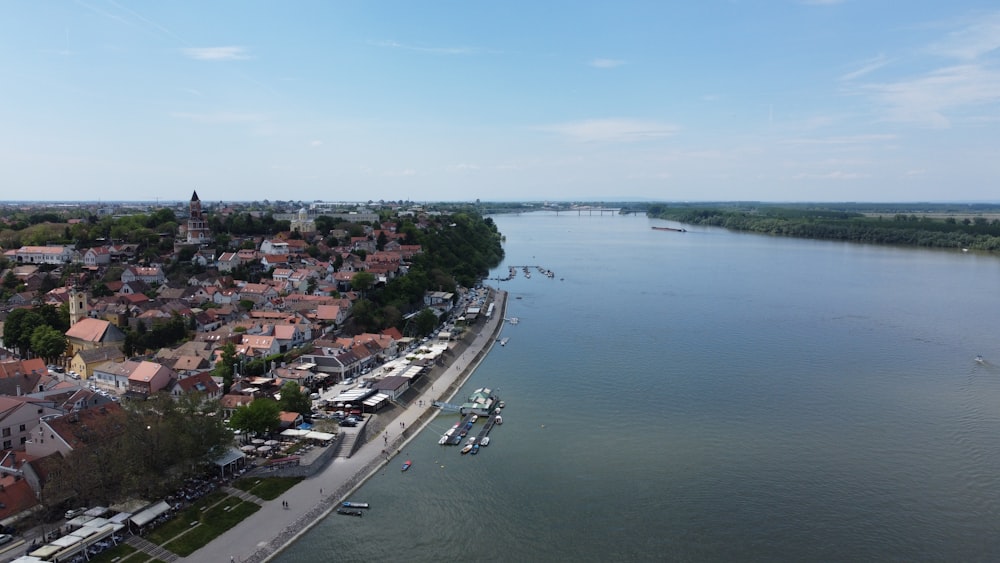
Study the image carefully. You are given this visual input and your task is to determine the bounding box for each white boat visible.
[470,414,478,423]
[976,355,985,363]
[480,437,490,446]
[499,337,509,346]
[494,415,503,425]
[438,435,449,444]
[461,438,476,454]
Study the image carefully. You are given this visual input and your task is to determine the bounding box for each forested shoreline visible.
[647,204,1000,251]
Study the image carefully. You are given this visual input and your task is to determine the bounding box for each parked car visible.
[67,371,80,380]
[65,507,87,519]
[0,533,12,546]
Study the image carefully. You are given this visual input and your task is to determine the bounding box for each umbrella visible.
[251,438,265,445]
[256,445,272,453]
[241,445,256,453]
[264,439,280,446]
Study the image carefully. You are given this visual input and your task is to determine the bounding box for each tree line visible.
[648,204,1000,251]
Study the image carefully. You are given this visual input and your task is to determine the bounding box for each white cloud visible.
[181,46,251,61]
[840,54,891,81]
[383,168,417,177]
[540,118,678,143]
[792,171,870,180]
[926,12,1000,60]
[589,58,625,69]
[447,163,480,171]
[864,64,1000,127]
[170,112,265,123]
[370,40,479,55]
[310,140,323,147]
[781,134,898,147]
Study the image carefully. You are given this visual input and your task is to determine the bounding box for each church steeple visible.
[185,189,211,244]
[68,283,88,326]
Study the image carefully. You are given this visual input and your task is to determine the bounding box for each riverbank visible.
[186,287,508,563]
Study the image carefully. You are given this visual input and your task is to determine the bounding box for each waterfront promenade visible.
[188,288,508,563]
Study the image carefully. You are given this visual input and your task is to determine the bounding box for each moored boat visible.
[401,460,412,471]
[498,401,505,408]
[651,226,687,232]
[480,436,490,446]
[471,443,480,455]
[337,508,364,517]
[495,415,503,425]
[342,502,370,509]
[461,438,476,454]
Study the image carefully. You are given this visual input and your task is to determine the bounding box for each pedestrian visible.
[232,556,236,563]
[320,488,323,495]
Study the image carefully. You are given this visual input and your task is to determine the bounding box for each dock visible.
[439,396,506,453]
[492,265,557,282]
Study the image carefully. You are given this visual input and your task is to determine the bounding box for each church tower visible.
[68,284,89,326]
[185,190,212,244]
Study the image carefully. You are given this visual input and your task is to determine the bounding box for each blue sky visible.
[3,1,1000,203]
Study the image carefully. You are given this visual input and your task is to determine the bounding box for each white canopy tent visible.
[129,500,171,528]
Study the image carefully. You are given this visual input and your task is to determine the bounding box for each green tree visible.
[278,381,312,416]
[213,342,238,393]
[3,309,45,357]
[229,399,282,437]
[351,271,375,295]
[415,308,438,336]
[30,325,67,363]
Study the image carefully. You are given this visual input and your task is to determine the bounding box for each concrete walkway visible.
[188,289,508,563]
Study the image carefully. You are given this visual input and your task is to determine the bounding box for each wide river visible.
[275,211,1000,562]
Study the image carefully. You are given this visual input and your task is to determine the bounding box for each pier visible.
[438,394,505,452]
[493,264,558,282]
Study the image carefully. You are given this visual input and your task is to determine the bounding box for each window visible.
[18,424,25,432]
[2,441,10,450]
[1,428,9,438]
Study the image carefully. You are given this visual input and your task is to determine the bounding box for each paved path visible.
[188,289,508,563]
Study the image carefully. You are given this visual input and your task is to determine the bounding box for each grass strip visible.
[232,475,302,500]
[163,497,260,556]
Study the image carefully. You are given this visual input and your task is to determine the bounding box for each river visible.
[274,211,1000,561]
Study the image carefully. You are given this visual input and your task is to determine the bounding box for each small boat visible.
[480,436,490,446]
[470,414,478,423]
[495,415,503,425]
[651,226,687,232]
[976,355,985,363]
[461,438,476,454]
[498,401,505,409]
[342,502,370,509]
[499,337,509,346]
[401,460,412,471]
[494,408,501,415]
[438,435,448,444]
[337,508,364,517]
[471,443,480,455]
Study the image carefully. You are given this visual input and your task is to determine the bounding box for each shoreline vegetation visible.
[644,202,1000,252]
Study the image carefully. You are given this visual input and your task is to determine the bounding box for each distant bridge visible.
[553,206,622,216]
